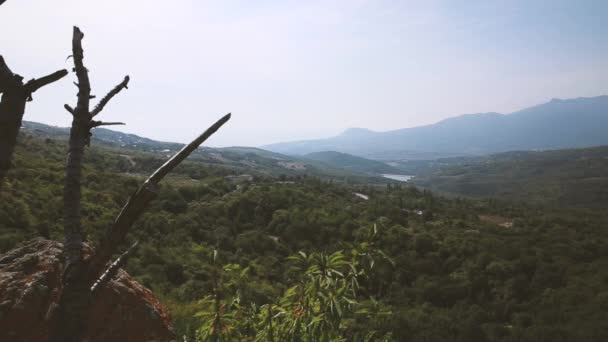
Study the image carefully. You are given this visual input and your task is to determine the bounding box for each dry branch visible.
[64,104,75,114]
[71,27,90,116]
[0,56,15,93]
[91,76,130,117]
[91,121,125,127]
[90,241,139,294]
[25,69,69,93]
[88,113,231,275]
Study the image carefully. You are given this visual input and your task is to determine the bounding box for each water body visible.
[382,174,414,182]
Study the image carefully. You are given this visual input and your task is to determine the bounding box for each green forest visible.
[2,134,608,341]
[409,147,608,208]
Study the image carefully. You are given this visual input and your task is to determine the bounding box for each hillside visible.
[21,121,386,183]
[2,131,608,341]
[263,96,608,160]
[410,146,608,207]
[302,151,404,175]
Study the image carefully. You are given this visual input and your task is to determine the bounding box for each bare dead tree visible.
[0,56,67,185]
[62,27,130,270]
[51,26,130,342]
[51,26,231,342]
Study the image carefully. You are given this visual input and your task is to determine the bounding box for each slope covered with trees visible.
[409,146,608,208]
[21,120,388,183]
[303,150,404,175]
[2,133,608,341]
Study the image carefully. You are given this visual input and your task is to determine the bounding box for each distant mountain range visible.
[263,96,608,160]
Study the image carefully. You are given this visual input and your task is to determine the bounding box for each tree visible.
[0,56,67,185]
[50,26,231,342]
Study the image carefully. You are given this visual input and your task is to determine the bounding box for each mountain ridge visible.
[263,96,608,160]
[19,121,395,181]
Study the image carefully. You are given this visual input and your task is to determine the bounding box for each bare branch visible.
[88,113,231,275]
[148,112,231,184]
[64,104,75,115]
[91,76,130,117]
[72,26,91,117]
[25,69,69,93]
[0,55,15,93]
[0,56,14,79]
[91,121,125,128]
[90,241,139,295]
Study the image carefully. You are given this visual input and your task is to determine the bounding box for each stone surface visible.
[0,238,174,342]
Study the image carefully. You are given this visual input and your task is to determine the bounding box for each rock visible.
[0,238,174,342]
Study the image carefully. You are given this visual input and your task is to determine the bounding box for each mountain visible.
[409,146,608,207]
[20,121,388,183]
[263,96,608,160]
[23,120,184,152]
[302,151,403,175]
[339,127,375,137]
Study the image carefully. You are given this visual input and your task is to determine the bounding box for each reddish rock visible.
[0,238,174,342]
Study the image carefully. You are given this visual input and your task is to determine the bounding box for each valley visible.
[22,114,608,209]
[2,2,607,340]
[2,128,607,341]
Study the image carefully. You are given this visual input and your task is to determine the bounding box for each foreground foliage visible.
[196,226,394,341]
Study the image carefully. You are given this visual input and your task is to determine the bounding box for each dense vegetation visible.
[408,146,608,208]
[303,151,403,175]
[2,134,608,341]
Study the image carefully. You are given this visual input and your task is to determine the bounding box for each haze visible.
[1,0,607,147]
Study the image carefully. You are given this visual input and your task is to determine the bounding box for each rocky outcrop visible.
[0,238,174,342]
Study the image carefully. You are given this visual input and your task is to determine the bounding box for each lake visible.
[382,174,414,182]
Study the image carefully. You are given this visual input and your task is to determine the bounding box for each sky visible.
[1,0,607,147]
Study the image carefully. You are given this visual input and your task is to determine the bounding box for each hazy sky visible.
[1,0,607,146]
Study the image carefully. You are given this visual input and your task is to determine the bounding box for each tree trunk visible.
[63,25,91,266]
[51,27,93,342]
[0,56,67,186]
[0,79,27,182]
[64,120,91,263]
